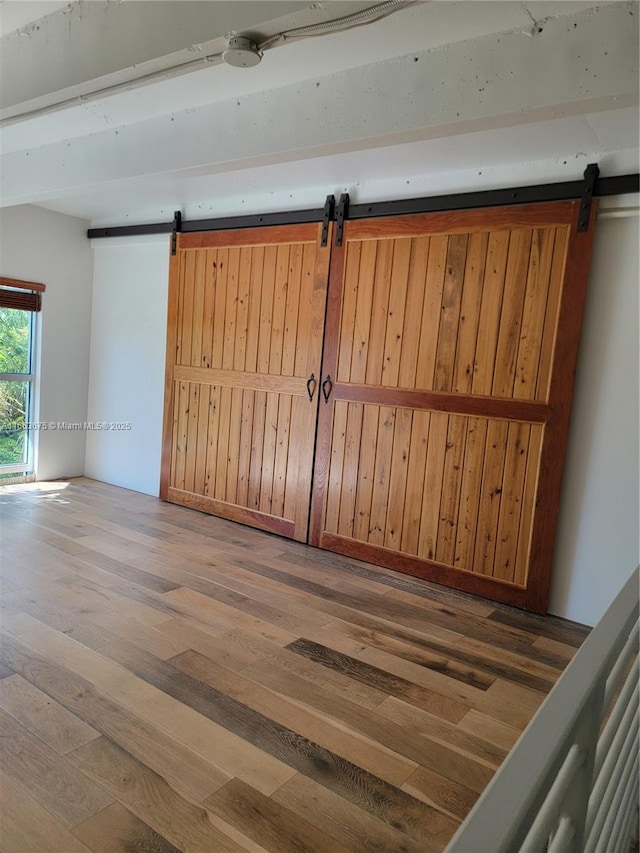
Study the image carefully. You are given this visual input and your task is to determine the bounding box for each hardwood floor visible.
[0,477,590,852]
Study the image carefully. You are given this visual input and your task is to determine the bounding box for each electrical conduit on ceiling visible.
[0,1,416,126]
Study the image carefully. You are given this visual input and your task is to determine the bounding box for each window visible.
[0,277,44,478]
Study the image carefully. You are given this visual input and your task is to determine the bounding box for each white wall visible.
[84,237,169,496]
[83,196,639,627]
[549,206,640,626]
[0,204,93,479]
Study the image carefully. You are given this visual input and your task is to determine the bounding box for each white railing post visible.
[559,678,606,852]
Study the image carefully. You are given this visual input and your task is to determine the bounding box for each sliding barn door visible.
[310,201,596,611]
[161,223,331,541]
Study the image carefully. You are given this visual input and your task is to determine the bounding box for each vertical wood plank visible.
[225,387,243,505]
[271,395,292,518]
[324,401,349,536]
[281,244,303,377]
[436,414,468,567]
[381,238,412,389]
[259,392,280,514]
[174,381,189,491]
[201,250,216,369]
[400,410,430,555]
[193,384,211,495]
[536,228,569,401]
[245,246,264,374]
[183,383,200,494]
[269,244,290,375]
[258,246,278,374]
[492,229,532,398]
[190,251,206,369]
[365,241,395,387]
[180,252,195,367]
[473,420,509,575]
[174,249,186,368]
[236,389,254,507]
[453,232,488,394]
[214,387,232,501]
[353,405,380,542]
[397,236,429,390]
[222,247,240,371]
[203,386,220,498]
[247,391,267,509]
[234,247,252,371]
[337,402,365,539]
[513,229,556,400]
[293,244,316,377]
[336,242,362,384]
[417,412,449,561]
[454,417,488,572]
[472,231,510,396]
[416,235,448,391]
[212,249,229,370]
[384,406,412,552]
[283,396,304,524]
[349,240,378,386]
[514,424,544,586]
[169,378,180,489]
[368,407,396,546]
[493,421,532,581]
[434,234,468,392]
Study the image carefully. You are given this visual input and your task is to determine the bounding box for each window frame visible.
[0,277,44,477]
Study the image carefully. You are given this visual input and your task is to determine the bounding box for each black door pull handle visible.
[306,373,316,402]
[321,375,333,403]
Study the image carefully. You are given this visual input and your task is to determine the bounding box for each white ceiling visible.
[0,1,638,226]
[0,0,69,37]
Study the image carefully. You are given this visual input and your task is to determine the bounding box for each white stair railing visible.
[446,566,639,853]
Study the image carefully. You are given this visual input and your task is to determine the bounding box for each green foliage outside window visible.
[0,307,31,467]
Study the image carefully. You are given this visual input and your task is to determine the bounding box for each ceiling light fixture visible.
[222,36,262,68]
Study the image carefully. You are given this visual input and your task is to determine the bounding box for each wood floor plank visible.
[0,707,114,829]
[243,657,507,770]
[67,737,245,853]
[0,771,93,853]
[285,637,471,723]
[233,557,541,651]
[157,618,266,670]
[0,478,583,852]
[272,773,428,853]
[3,594,120,650]
[322,615,559,693]
[0,613,296,796]
[204,777,352,853]
[99,639,458,847]
[457,708,522,751]
[0,633,230,804]
[170,647,418,787]
[73,802,182,853]
[226,628,390,710]
[402,765,480,822]
[0,674,100,755]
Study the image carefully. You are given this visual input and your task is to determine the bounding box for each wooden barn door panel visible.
[310,201,596,611]
[161,224,331,542]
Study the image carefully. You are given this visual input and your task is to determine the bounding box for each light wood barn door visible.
[310,202,596,612]
[161,223,331,542]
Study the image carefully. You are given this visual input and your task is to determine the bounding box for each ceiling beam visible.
[0,2,637,210]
